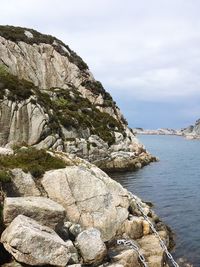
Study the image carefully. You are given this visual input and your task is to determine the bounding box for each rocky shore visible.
[0,25,180,267]
[132,128,181,136]
[0,25,154,172]
[0,149,173,267]
[133,126,200,141]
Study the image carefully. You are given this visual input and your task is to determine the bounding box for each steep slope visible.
[181,119,200,139]
[0,26,156,171]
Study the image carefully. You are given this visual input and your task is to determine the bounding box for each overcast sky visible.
[1,0,200,129]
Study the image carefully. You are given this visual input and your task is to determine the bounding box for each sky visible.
[1,0,200,129]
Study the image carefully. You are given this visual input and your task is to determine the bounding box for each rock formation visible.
[0,150,172,267]
[0,25,176,267]
[0,25,156,171]
[180,119,200,139]
[133,128,180,135]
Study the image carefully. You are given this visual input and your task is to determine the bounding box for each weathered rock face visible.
[0,25,155,171]
[1,215,70,266]
[181,119,200,139]
[76,228,107,265]
[41,165,129,241]
[3,197,66,230]
[8,168,41,197]
[0,152,174,266]
[111,249,140,267]
[137,230,169,267]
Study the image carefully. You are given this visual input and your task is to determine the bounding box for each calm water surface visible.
[110,135,200,266]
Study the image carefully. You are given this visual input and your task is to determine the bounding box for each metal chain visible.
[117,239,148,267]
[131,195,180,267]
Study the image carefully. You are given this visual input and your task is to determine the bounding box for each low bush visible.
[0,147,66,178]
[0,170,11,183]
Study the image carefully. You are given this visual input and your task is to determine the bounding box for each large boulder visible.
[137,231,169,267]
[111,249,140,267]
[41,165,129,241]
[3,197,65,230]
[8,168,41,197]
[76,228,107,265]
[1,215,71,266]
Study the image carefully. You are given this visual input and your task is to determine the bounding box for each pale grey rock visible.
[41,166,129,241]
[0,98,49,147]
[69,223,82,237]
[3,197,65,230]
[65,240,79,264]
[111,249,140,267]
[10,168,41,197]
[0,147,13,155]
[1,215,70,266]
[24,30,33,38]
[76,228,107,264]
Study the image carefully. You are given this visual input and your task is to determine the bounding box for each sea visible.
[110,135,200,266]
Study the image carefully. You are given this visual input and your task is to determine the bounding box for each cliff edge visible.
[0,25,156,172]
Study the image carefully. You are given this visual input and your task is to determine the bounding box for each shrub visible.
[0,64,34,100]
[0,148,66,178]
[0,170,11,183]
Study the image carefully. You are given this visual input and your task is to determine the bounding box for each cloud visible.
[1,0,200,127]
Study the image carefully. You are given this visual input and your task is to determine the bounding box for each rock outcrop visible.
[0,25,155,171]
[3,197,66,230]
[181,119,200,139]
[133,128,180,135]
[1,215,71,266]
[0,151,173,267]
[41,165,129,241]
[76,228,107,265]
[0,25,177,267]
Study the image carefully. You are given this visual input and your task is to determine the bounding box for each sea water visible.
[110,135,200,266]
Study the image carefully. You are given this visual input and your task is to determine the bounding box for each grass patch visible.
[0,147,66,178]
[81,80,112,101]
[51,88,124,145]
[0,65,34,100]
[0,170,12,183]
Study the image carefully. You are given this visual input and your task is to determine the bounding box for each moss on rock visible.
[0,147,66,178]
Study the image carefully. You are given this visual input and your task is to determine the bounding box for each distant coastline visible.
[133,127,200,140]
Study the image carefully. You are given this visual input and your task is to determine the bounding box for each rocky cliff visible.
[181,119,200,139]
[0,25,156,171]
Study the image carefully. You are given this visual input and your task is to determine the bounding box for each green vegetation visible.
[51,88,124,145]
[0,170,11,183]
[0,65,125,145]
[0,65,34,100]
[0,147,66,178]
[0,25,88,71]
[81,80,113,101]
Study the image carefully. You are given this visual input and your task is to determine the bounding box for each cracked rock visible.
[1,215,71,266]
[76,228,107,265]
